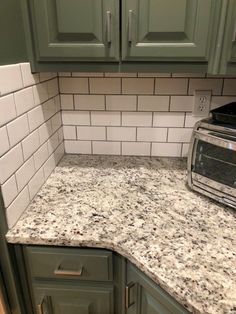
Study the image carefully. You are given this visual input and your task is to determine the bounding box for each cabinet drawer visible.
[24,246,113,282]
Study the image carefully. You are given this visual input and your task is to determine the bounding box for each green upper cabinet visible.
[122,0,218,61]
[25,0,120,62]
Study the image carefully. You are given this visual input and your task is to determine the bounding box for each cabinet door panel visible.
[29,0,119,61]
[122,0,218,61]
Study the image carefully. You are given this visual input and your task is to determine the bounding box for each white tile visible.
[7,114,29,147]
[1,175,18,207]
[47,78,59,98]
[51,112,62,133]
[91,112,120,126]
[62,111,90,125]
[107,127,136,141]
[188,79,223,95]
[122,112,152,126]
[106,95,137,111]
[20,63,39,87]
[93,142,120,155]
[42,98,57,121]
[6,186,30,228]
[185,113,203,128]
[33,82,49,105]
[0,126,10,156]
[72,72,104,77]
[0,94,17,127]
[58,72,71,77]
[74,95,105,110]
[182,143,190,157]
[122,142,150,156]
[77,126,106,140]
[54,95,61,112]
[47,132,59,155]
[63,126,76,139]
[59,78,89,93]
[65,140,91,154]
[138,73,171,77]
[27,105,44,131]
[28,167,45,199]
[15,156,35,191]
[152,143,182,157]
[14,86,35,116]
[105,73,137,77]
[168,128,193,143]
[22,129,40,160]
[137,128,167,142]
[222,79,236,95]
[155,78,188,95]
[57,127,64,143]
[54,142,64,164]
[170,96,194,112]
[90,78,121,94]
[0,144,24,184]
[172,73,205,77]
[43,154,56,179]
[153,112,185,127]
[122,78,154,94]
[60,94,74,110]
[39,72,57,81]
[34,142,49,170]
[0,64,23,95]
[210,96,236,110]
[138,96,169,111]
[38,120,53,144]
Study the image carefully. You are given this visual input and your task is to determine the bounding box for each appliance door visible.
[192,129,236,199]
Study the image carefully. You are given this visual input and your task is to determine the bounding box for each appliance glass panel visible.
[193,139,236,188]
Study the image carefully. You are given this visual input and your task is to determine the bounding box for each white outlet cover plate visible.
[193,90,211,117]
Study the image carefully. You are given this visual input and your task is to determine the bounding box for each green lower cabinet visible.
[34,283,114,314]
[126,262,189,314]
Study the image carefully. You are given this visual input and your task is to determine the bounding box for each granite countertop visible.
[6,155,236,314]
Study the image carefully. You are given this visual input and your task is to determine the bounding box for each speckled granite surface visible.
[6,155,236,314]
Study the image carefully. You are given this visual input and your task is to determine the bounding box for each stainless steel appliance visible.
[188,118,236,208]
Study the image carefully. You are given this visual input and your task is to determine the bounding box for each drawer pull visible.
[128,10,133,43]
[37,297,45,314]
[54,265,83,277]
[125,282,135,309]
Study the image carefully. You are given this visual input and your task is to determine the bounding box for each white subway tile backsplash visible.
[63,126,76,140]
[38,120,53,145]
[59,78,89,93]
[47,132,60,155]
[122,78,154,94]
[28,105,44,131]
[0,126,10,156]
[39,72,57,82]
[22,129,40,160]
[34,142,49,170]
[42,98,57,121]
[51,112,62,133]
[58,72,71,77]
[172,73,205,78]
[15,156,35,192]
[107,127,136,141]
[0,64,23,95]
[137,128,167,142]
[62,111,90,125]
[43,154,56,179]
[138,96,169,111]
[77,126,106,140]
[152,143,182,157]
[1,175,18,207]
[182,143,190,157]
[65,140,91,154]
[7,114,29,147]
[93,141,120,155]
[188,79,223,95]
[74,95,105,110]
[105,73,137,77]
[57,127,64,143]
[168,128,193,143]
[138,73,171,77]
[222,79,236,95]
[6,186,30,228]
[106,95,136,111]
[0,94,17,127]
[20,63,39,87]
[90,78,121,94]
[47,78,59,98]
[0,144,24,184]
[170,96,193,112]
[28,167,45,199]
[185,113,202,128]
[14,87,35,116]
[33,82,49,105]
[73,72,103,77]
[91,112,121,126]
[153,112,185,127]
[155,78,188,95]
[60,94,74,110]
[122,142,150,156]
[122,112,152,126]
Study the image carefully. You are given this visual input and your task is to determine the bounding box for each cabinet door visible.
[122,0,218,62]
[126,263,189,314]
[27,0,119,62]
[34,283,114,314]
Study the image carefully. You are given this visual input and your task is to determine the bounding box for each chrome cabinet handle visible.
[128,10,133,43]
[106,11,111,44]
[54,264,83,276]
[125,282,135,309]
[37,298,44,314]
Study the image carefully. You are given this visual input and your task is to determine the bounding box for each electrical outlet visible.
[193,90,211,117]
